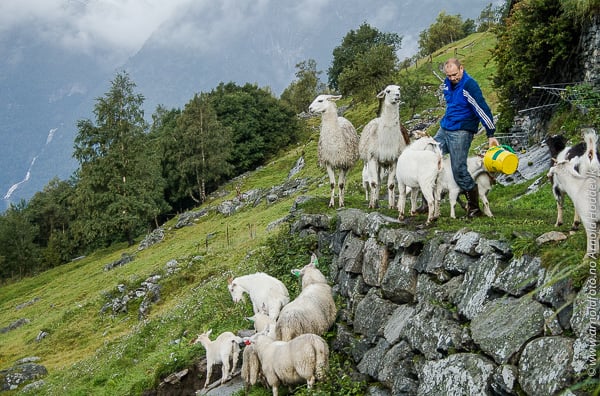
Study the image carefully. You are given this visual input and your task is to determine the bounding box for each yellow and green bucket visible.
[483,145,519,174]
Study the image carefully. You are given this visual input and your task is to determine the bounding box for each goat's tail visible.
[584,128,600,173]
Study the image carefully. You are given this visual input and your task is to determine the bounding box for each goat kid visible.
[191,329,242,388]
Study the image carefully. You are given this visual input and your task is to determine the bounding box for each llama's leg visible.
[326,166,336,207]
[387,163,397,208]
[362,163,370,201]
[368,159,379,208]
[338,168,348,207]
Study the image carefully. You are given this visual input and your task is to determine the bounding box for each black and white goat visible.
[545,128,600,229]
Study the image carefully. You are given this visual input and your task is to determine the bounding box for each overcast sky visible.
[0,0,504,66]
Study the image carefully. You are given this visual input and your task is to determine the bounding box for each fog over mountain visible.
[0,0,500,210]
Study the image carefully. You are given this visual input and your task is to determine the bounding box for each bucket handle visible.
[499,144,516,154]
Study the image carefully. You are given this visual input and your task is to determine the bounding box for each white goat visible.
[308,94,359,207]
[249,332,329,396]
[228,272,290,320]
[191,329,242,388]
[547,129,600,229]
[395,136,443,225]
[275,254,336,341]
[359,85,409,209]
[547,160,600,258]
[437,156,494,218]
[247,311,276,333]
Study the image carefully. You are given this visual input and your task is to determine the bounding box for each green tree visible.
[491,0,583,132]
[0,201,40,280]
[328,23,402,91]
[418,12,467,55]
[338,44,399,102]
[209,82,301,175]
[72,72,168,248]
[149,106,189,212]
[25,177,77,267]
[174,93,234,204]
[280,59,326,114]
[477,3,499,32]
[399,74,423,117]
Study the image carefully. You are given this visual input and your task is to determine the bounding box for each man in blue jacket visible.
[434,58,499,217]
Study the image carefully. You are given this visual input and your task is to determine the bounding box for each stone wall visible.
[581,14,600,87]
[291,209,597,396]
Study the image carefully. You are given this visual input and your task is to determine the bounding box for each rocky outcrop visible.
[0,358,47,392]
[290,208,597,395]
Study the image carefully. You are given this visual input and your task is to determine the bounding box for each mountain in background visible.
[0,0,498,210]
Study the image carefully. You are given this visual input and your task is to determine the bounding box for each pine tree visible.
[72,72,168,248]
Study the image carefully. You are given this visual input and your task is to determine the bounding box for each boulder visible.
[518,336,575,396]
[417,353,495,396]
[471,296,546,364]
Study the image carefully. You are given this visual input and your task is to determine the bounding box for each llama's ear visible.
[376,89,386,99]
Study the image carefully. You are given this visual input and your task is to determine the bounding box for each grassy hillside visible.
[0,32,591,395]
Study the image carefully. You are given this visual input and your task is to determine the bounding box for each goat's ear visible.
[206,329,212,337]
[246,315,256,322]
[227,277,233,285]
[330,95,342,101]
[551,158,557,164]
[291,269,301,277]
[376,90,386,99]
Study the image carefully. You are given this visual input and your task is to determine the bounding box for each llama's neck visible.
[379,104,399,125]
[321,108,339,126]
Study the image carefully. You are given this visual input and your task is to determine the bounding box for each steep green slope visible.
[0,32,590,395]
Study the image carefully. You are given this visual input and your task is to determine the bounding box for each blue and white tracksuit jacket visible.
[440,71,495,137]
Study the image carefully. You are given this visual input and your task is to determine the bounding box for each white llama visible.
[308,94,359,207]
[359,85,409,209]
